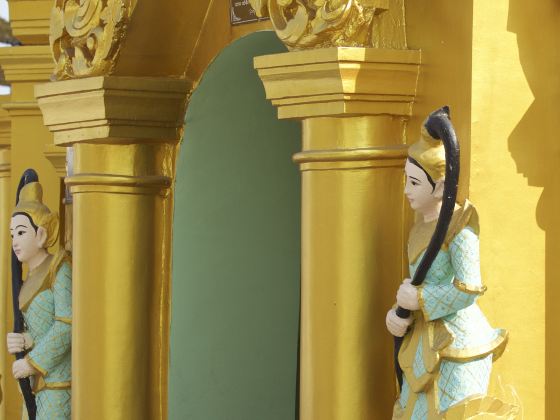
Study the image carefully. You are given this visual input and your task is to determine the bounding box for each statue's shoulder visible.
[47,250,72,288]
[409,201,480,264]
[445,200,480,248]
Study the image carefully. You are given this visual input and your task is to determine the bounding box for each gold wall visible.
[0,99,10,420]
[470,0,558,417]
[4,0,556,418]
[405,0,474,203]
[407,0,560,419]
[407,0,556,416]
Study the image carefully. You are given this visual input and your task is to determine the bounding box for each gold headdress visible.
[408,123,446,182]
[13,182,59,248]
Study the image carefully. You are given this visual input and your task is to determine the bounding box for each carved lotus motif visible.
[249,0,393,50]
[50,0,135,80]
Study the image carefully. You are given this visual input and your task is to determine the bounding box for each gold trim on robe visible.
[43,381,71,390]
[21,250,71,393]
[19,250,70,312]
[398,313,454,393]
[395,201,518,419]
[408,200,480,266]
[19,254,54,312]
[395,313,453,419]
[54,316,72,325]
[26,354,47,377]
[444,394,520,419]
[440,329,509,363]
[453,279,487,295]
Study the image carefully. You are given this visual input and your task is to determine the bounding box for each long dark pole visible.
[394,106,460,388]
[11,169,38,419]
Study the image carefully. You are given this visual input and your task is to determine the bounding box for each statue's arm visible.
[26,263,72,377]
[418,228,486,321]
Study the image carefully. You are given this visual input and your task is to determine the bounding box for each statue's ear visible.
[36,226,48,249]
[433,180,445,200]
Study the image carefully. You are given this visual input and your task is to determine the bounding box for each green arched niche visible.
[169,32,301,420]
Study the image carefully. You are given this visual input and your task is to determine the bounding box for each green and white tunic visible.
[20,252,71,420]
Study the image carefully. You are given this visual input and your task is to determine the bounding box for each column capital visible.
[8,0,52,45]
[0,45,53,84]
[0,46,53,120]
[0,148,10,178]
[35,76,192,146]
[43,144,66,178]
[254,47,421,119]
[0,97,11,147]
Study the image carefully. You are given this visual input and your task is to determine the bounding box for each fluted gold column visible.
[255,48,421,419]
[36,76,190,420]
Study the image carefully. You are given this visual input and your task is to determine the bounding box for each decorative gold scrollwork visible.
[249,0,402,50]
[50,0,135,80]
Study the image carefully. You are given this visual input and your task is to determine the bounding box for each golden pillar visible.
[36,76,190,419]
[250,0,419,415]
[0,100,10,420]
[255,47,420,418]
[249,5,418,420]
[8,0,52,44]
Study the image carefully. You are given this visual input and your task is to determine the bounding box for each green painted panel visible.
[169,32,301,420]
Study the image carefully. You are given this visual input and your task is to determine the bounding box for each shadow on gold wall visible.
[405,0,474,202]
[507,1,560,417]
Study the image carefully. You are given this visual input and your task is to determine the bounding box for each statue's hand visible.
[7,332,34,354]
[386,309,413,337]
[12,359,36,379]
[396,278,420,311]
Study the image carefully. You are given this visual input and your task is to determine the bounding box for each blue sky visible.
[0,1,7,21]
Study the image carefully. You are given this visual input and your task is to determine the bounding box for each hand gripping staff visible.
[393,107,460,389]
[12,169,39,419]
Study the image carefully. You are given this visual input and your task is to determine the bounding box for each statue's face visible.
[404,160,443,213]
[10,214,46,263]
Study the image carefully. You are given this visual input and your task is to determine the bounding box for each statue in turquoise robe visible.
[8,181,71,420]
[21,252,71,420]
[393,202,517,419]
[387,116,519,419]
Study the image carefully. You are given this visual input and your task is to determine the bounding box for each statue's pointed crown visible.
[13,182,59,248]
[408,121,446,181]
[19,182,43,204]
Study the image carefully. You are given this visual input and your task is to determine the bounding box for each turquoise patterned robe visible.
[21,252,71,420]
[393,204,512,419]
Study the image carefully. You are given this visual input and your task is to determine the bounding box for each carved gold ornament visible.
[50,0,135,80]
[249,0,398,50]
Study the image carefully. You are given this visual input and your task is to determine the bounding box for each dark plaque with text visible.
[230,0,268,25]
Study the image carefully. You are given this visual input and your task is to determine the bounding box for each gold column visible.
[36,76,190,420]
[255,48,421,418]
[0,101,10,420]
[8,0,52,45]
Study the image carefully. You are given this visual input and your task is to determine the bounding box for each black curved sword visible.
[394,106,460,388]
[12,169,38,419]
